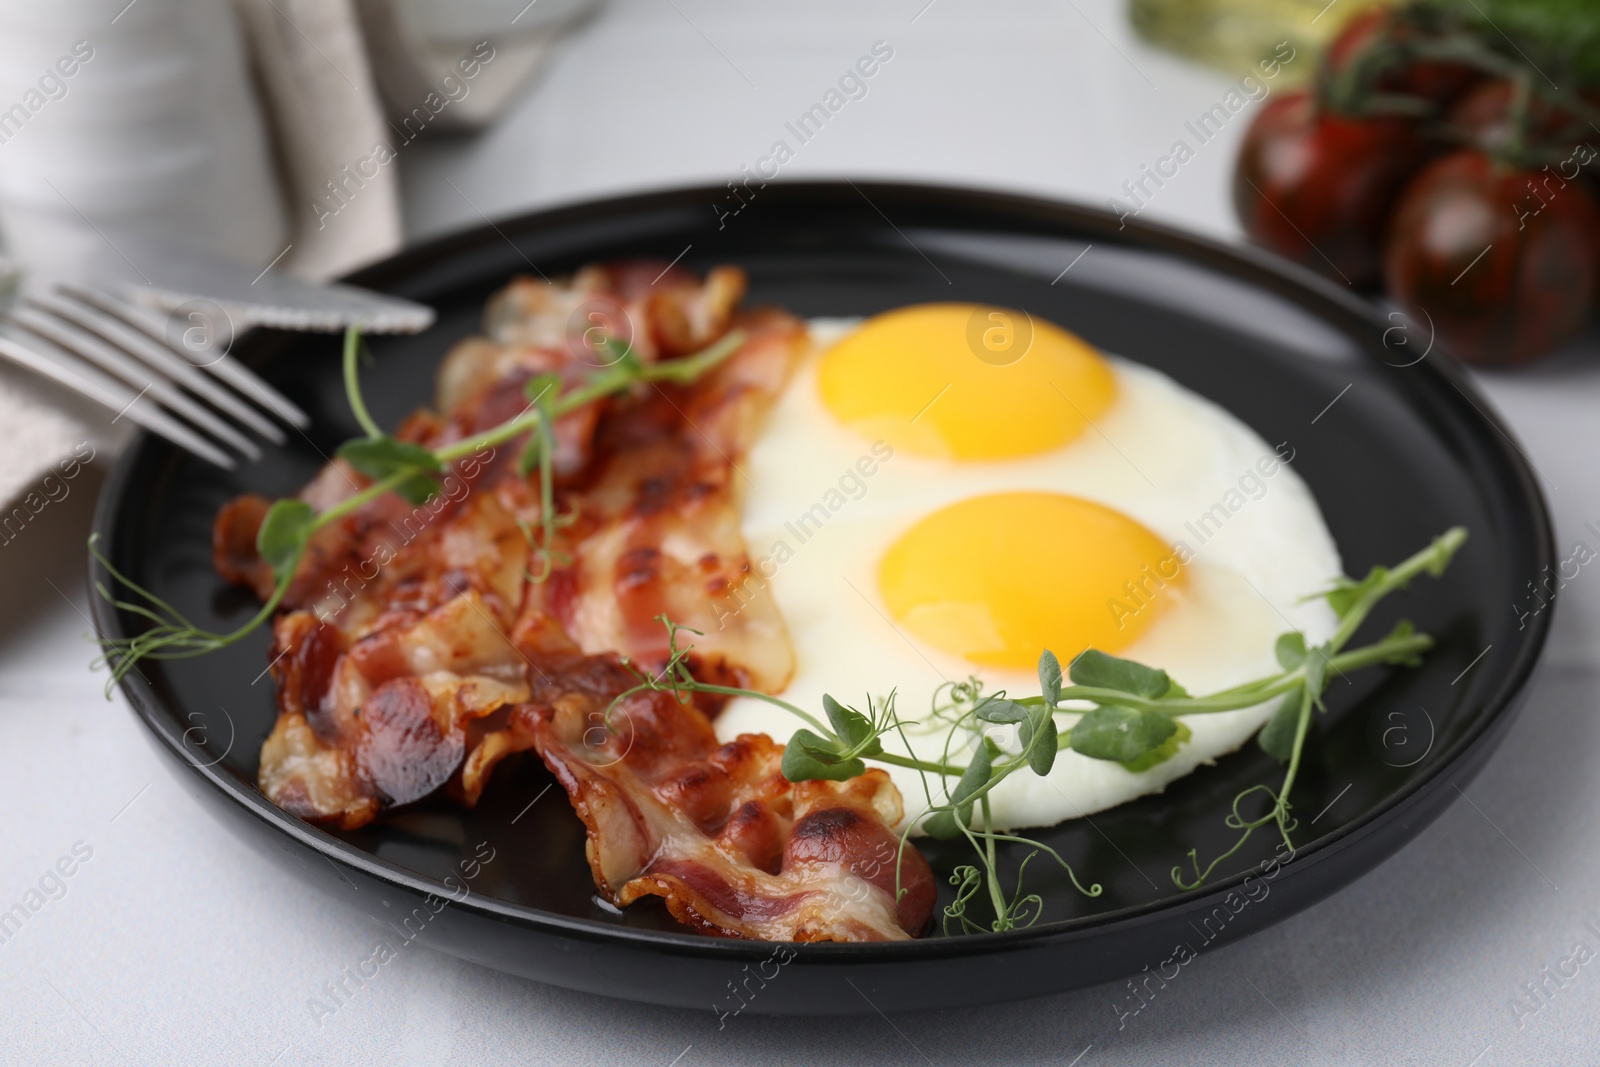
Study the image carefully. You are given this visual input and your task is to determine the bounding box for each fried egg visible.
[715,305,1341,833]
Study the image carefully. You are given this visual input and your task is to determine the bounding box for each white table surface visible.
[5,1,1600,1063]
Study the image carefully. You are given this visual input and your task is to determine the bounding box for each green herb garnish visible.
[90,324,744,692]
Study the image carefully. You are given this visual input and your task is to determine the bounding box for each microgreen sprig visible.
[1172,526,1465,889]
[91,325,745,693]
[609,528,1466,933]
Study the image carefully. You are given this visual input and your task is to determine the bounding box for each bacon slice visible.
[257,591,533,828]
[528,317,805,694]
[515,654,935,940]
[220,263,936,940]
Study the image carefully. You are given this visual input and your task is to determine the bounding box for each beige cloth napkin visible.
[235,0,404,283]
[0,358,128,524]
[238,0,586,280]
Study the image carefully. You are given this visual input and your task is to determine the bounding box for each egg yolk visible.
[878,492,1185,668]
[818,303,1116,460]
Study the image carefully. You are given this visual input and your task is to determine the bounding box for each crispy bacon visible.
[517,655,935,940]
[220,263,936,941]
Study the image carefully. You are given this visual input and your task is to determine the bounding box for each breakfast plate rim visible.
[88,179,1556,967]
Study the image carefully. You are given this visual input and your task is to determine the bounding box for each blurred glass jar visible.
[1130,0,1390,78]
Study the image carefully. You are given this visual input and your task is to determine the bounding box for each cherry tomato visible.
[1384,150,1600,366]
[1234,90,1428,287]
[1322,8,1481,110]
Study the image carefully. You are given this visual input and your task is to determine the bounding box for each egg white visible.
[715,319,1342,833]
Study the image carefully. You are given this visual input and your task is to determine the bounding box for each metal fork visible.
[0,282,310,469]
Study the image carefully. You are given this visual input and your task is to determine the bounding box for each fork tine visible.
[60,284,313,430]
[0,335,235,468]
[181,346,314,431]
[33,290,288,446]
[5,309,262,460]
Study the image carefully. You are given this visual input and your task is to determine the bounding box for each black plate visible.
[90,182,1553,1014]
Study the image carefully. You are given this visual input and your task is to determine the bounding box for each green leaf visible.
[595,337,643,375]
[1380,619,1426,667]
[922,741,997,837]
[1069,649,1182,699]
[517,373,562,478]
[524,372,561,404]
[1068,705,1178,762]
[1258,688,1304,763]
[949,741,994,811]
[1426,528,1465,576]
[974,697,1028,724]
[822,695,880,754]
[1038,649,1063,706]
[1303,644,1329,712]
[517,436,543,479]
[1275,632,1307,670]
[398,477,444,507]
[1021,706,1059,776]
[256,499,316,580]
[1321,566,1388,618]
[1121,720,1191,773]
[1018,703,1060,774]
[338,436,441,476]
[337,436,444,505]
[780,729,866,782]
